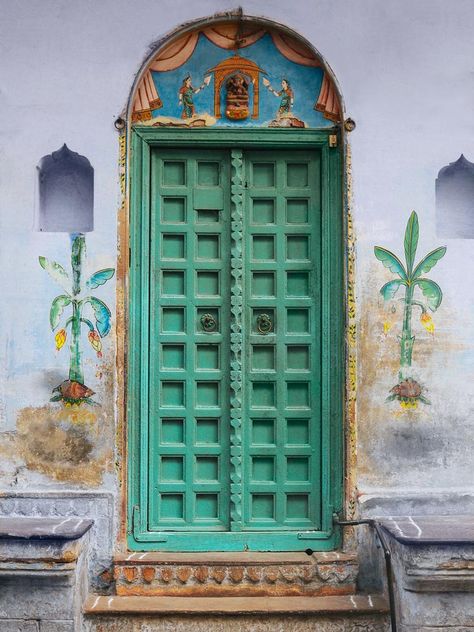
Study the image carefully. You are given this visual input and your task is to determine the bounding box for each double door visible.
[129,136,342,551]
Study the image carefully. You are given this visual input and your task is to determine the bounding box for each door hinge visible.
[329,134,338,148]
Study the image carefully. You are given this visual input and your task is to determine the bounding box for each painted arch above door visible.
[131,19,342,128]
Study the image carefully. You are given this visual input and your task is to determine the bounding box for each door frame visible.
[127,127,344,551]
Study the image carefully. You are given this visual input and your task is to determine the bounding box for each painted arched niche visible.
[130,18,342,129]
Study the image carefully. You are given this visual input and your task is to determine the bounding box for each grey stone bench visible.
[380,515,474,631]
[0,517,93,632]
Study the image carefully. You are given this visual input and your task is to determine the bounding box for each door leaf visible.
[413,247,447,279]
[414,278,443,311]
[374,247,408,280]
[380,279,405,301]
[86,297,112,337]
[404,211,419,274]
[86,268,115,290]
[49,295,71,330]
[39,257,71,293]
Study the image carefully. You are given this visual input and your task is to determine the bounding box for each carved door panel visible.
[241,151,322,532]
[131,135,341,551]
[149,150,231,531]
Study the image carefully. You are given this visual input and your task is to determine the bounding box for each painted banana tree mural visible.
[374,211,446,408]
[39,234,115,405]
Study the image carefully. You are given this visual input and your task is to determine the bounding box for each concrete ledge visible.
[0,517,93,630]
[84,593,388,615]
[0,517,93,541]
[379,515,474,545]
[380,514,474,628]
[0,517,94,577]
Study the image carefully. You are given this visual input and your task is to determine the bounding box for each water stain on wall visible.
[357,262,466,486]
[15,405,112,486]
[2,358,116,487]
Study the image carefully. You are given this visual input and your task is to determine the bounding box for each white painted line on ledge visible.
[52,518,71,534]
[408,515,423,538]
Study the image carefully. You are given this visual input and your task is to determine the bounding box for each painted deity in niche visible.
[178,74,211,119]
[225,73,250,120]
[374,212,446,410]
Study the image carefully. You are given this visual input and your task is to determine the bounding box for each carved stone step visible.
[83,594,390,631]
[112,551,358,597]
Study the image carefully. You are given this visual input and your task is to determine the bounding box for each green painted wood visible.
[149,149,231,531]
[242,151,322,531]
[128,128,344,551]
[229,149,244,532]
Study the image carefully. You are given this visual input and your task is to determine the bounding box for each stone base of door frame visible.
[112,551,358,597]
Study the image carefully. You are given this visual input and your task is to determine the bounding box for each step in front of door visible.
[112,551,358,597]
[83,594,390,631]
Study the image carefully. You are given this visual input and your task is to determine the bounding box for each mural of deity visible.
[131,25,342,127]
[178,74,211,119]
[225,73,250,120]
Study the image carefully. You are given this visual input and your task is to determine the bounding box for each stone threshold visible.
[85,594,388,616]
[115,551,356,564]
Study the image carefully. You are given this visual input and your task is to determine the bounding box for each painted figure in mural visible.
[263,78,294,117]
[178,75,211,119]
[225,73,250,120]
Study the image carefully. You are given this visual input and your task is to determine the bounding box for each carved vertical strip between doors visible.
[230,148,244,530]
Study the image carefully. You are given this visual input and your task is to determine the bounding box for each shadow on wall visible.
[436,154,474,239]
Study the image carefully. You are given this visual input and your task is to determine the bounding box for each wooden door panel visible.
[149,150,231,531]
[129,131,342,551]
[242,151,322,531]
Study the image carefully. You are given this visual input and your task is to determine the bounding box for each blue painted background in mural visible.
[149,34,328,127]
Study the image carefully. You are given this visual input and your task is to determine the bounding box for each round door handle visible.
[200,313,217,332]
[257,313,273,334]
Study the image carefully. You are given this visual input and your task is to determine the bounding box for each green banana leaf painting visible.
[39,234,115,406]
[374,211,446,409]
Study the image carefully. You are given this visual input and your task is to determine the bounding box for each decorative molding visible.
[229,149,244,531]
[345,141,358,525]
[113,554,358,597]
[117,128,128,546]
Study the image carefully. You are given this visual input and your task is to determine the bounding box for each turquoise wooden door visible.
[129,130,343,551]
[242,152,321,532]
[149,149,232,531]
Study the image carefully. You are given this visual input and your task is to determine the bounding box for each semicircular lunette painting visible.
[131,23,341,128]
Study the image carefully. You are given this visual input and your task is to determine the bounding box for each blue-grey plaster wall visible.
[0,0,473,552]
